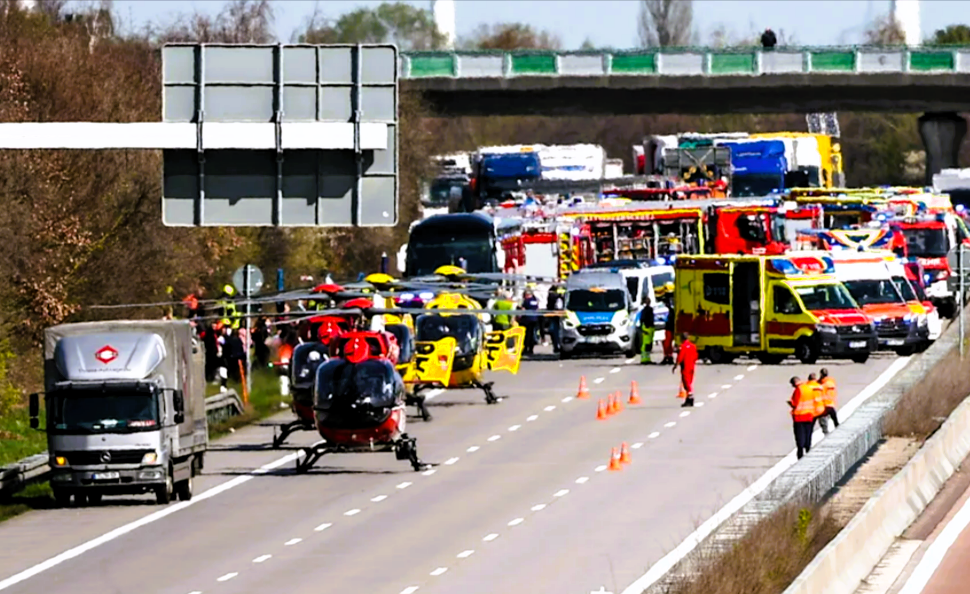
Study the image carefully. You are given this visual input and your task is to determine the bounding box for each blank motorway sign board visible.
[161,44,398,227]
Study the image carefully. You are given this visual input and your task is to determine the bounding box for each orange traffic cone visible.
[608,447,622,471]
[597,399,608,420]
[612,392,624,414]
[608,393,618,415]
[620,442,632,464]
[629,381,642,405]
[577,376,590,399]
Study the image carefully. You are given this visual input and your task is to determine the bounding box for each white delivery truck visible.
[30,320,208,506]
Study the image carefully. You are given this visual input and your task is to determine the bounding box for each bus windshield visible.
[842,279,904,305]
[732,174,783,197]
[407,238,496,277]
[566,289,626,312]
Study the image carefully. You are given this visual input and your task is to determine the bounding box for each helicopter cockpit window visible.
[315,359,396,409]
[415,315,481,353]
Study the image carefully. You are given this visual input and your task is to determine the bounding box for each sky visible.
[105,0,970,48]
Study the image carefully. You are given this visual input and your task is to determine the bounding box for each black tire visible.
[850,353,870,364]
[52,488,71,508]
[559,350,572,360]
[795,338,819,364]
[895,345,916,357]
[87,493,103,505]
[74,493,88,507]
[175,476,193,501]
[706,346,727,364]
[155,471,173,505]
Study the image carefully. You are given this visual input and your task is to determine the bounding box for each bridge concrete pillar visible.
[918,112,967,186]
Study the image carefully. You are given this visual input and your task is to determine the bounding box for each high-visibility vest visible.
[821,377,837,408]
[807,380,826,417]
[791,384,816,421]
[494,300,513,326]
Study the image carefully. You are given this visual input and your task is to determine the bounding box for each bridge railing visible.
[401,46,970,78]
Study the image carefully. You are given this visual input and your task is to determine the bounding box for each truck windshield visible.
[52,391,158,433]
[567,289,626,312]
[842,279,904,305]
[900,227,949,258]
[891,276,919,302]
[407,238,495,277]
[732,174,783,198]
[793,284,857,311]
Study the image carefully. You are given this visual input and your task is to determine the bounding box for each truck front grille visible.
[61,449,153,466]
[875,318,909,338]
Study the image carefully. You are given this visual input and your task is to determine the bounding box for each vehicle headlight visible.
[817,324,837,334]
[141,452,158,465]
[53,456,67,467]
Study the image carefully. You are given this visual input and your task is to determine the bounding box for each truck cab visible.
[674,254,875,364]
[560,272,634,359]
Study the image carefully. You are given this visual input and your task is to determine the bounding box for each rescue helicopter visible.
[294,329,430,473]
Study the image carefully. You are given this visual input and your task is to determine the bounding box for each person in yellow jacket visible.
[805,373,827,434]
[818,368,839,434]
[493,290,515,331]
[216,284,240,330]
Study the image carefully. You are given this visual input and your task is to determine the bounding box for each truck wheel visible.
[795,338,819,364]
[757,353,786,365]
[850,353,870,364]
[87,493,103,505]
[895,345,916,356]
[705,347,735,364]
[559,349,571,360]
[52,488,71,508]
[175,476,193,501]
[74,493,88,507]
[155,471,173,505]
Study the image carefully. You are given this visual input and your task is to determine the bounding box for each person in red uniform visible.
[788,376,816,459]
[672,332,698,407]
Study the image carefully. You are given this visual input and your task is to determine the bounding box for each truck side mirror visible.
[29,393,40,429]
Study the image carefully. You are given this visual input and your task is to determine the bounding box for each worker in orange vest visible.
[805,372,827,433]
[818,368,839,434]
[788,376,816,459]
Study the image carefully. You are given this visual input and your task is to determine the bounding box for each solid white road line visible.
[0,451,299,591]
[897,490,970,594]
[618,357,910,594]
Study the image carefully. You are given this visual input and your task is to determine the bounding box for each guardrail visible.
[401,45,970,78]
[643,313,963,593]
[0,390,246,498]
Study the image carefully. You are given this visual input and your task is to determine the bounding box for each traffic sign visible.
[161,44,399,227]
[946,245,970,280]
[232,264,264,297]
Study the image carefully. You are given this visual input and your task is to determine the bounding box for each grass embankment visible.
[0,367,288,521]
[660,314,970,594]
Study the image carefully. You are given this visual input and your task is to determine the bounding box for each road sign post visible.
[233,264,264,394]
[961,244,965,359]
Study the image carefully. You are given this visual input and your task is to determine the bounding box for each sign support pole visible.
[960,246,965,359]
[244,264,253,394]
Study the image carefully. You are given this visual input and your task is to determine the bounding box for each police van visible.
[560,272,635,359]
[579,261,673,346]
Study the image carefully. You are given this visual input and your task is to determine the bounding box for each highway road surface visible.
[0,350,905,594]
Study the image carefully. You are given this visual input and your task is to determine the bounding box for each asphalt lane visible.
[0,350,898,594]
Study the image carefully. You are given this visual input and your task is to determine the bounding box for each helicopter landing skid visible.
[294,435,430,474]
[474,380,500,404]
[395,434,431,471]
[407,387,433,422]
[272,419,313,448]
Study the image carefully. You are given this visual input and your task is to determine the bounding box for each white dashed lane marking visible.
[531,504,547,512]
[721,384,732,389]
[444,457,459,465]
[284,538,302,546]
[594,377,605,384]
[648,431,660,438]
[632,442,644,449]
[508,518,524,526]
[400,587,420,594]
[708,392,718,399]
[315,523,332,532]
[747,364,758,371]
[554,489,570,497]
[466,446,480,453]
[696,402,705,407]
[734,374,745,381]
[679,411,691,418]
[253,554,272,563]
[595,465,608,472]
[544,405,556,412]
[664,422,677,428]
[457,550,475,559]
[371,495,388,502]
[344,509,361,516]
[396,482,412,490]
[508,425,521,431]
[217,573,238,582]
[488,435,501,442]
[483,533,499,542]
[561,396,573,403]
[527,415,539,422]
[576,476,590,484]
[610,367,621,373]
[430,567,448,576]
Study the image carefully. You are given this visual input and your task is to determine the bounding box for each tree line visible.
[0,0,967,404]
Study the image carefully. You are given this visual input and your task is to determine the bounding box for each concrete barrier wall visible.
[782,392,970,594]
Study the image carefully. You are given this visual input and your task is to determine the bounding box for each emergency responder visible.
[661,293,675,365]
[806,373,827,433]
[789,376,815,459]
[818,368,840,433]
[520,288,540,355]
[493,290,514,331]
[224,326,245,382]
[545,286,565,353]
[672,332,698,407]
[216,284,240,329]
[639,301,655,364]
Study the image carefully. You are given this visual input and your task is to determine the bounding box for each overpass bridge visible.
[399,44,970,182]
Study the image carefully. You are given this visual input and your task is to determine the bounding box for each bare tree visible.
[459,22,561,50]
[865,13,906,45]
[637,0,693,48]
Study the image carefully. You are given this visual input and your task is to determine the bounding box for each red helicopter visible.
[294,330,428,473]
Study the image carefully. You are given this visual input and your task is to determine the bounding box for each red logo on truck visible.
[95,345,118,364]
